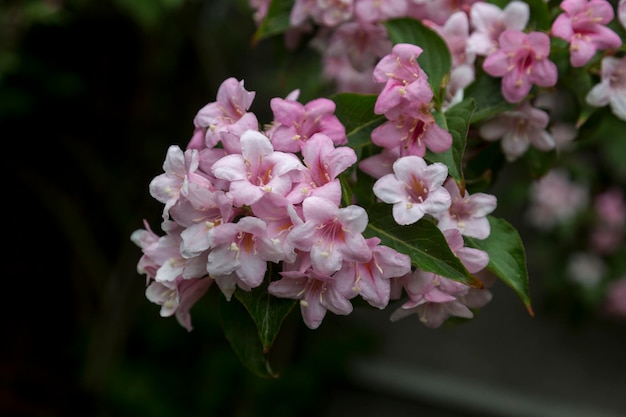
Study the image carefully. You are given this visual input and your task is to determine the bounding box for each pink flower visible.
[334,237,412,309]
[206,216,285,300]
[591,188,625,253]
[586,56,626,121]
[287,196,372,275]
[370,104,453,157]
[483,30,557,103]
[354,0,408,23]
[389,268,492,328]
[372,156,451,225]
[324,21,392,72]
[373,43,433,114]
[269,252,357,329]
[479,100,556,161]
[525,169,589,230]
[435,179,497,239]
[602,277,626,319]
[269,95,347,153]
[211,130,305,207]
[287,133,357,205]
[551,0,621,68]
[468,1,529,56]
[290,0,354,27]
[190,78,258,149]
[619,0,626,29]
[145,276,212,331]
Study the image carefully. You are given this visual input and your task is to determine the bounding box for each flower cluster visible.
[132,70,498,330]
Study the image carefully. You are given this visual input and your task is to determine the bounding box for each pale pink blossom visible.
[290,0,354,27]
[483,30,557,103]
[479,100,556,161]
[358,146,400,179]
[149,146,199,219]
[371,104,452,157]
[145,276,212,331]
[373,155,451,225]
[373,43,432,115]
[435,179,497,239]
[410,0,480,25]
[287,133,357,205]
[526,169,589,230]
[269,95,347,152]
[551,0,621,68]
[591,188,626,253]
[354,0,409,22]
[206,216,285,300]
[287,196,372,275]
[334,237,412,309]
[322,55,381,93]
[442,229,489,274]
[269,252,357,329]
[619,0,626,29]
[468,1,529,56]
[389,268,492,328]
[190,78,258,149]
[586,56,626,121]
[211,130,305,207]
[324,21,392,72]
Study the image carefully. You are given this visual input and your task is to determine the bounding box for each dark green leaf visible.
[465,74,515,123]
[252,0,295,44]
[523,147,557,179]
[331,93,384,150]
[364,204,480,287]
[465,216,533,314]
[427,98,476,186]
[219,294,277,378]
[384,18,452,104]
[526,0,551,31]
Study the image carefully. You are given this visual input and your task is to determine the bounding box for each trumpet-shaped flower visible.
[373,43,433,114]
[211,130,305,207]
[586,56,626,121]
[287,196,371,275]
[435,180,497,239]
[373,156,451,225]
[190,77,258,149]
[468,1,529,56]
[269,252,357,329]
[269,95,347,153]
[479,101,555,161]
[483,30,557,103]
[551,0,621,68]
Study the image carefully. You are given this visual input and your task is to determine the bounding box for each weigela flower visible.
[435,179,497,239]
[354,0,409,23]
[290,0,354,27]
[211,130,305,207]
[269,252,357,329]
[334,237,412,309]
[586,56,626,121]
[619,0,626,29]
[479,100,556,161]
[468,1,529,56]
[483,30,557,103]
[287,196,372,275]
[525,169,589,230]
[269,94,347,153]
[145,276,212,331]
[371,103,453,157]
[372,155,451,225]
[373,43,433,114]
[551,0,621,68]
[189,77,258,149]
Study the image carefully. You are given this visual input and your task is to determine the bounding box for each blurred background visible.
[2,1,625,416]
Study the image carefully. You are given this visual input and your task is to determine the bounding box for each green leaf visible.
[252,0,295,44]
[219,264,296,378]
[465,216,533,315]
[219,294,276,378]
[331,93,384,150]
[523,147,557,179]
[465,74,515,123]
[526,0,552,31]
[364,204,481,287]
[427,98,476,186]
[384,18,452,104]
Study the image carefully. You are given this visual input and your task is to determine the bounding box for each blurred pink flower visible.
[586,56,626,121]
[483,30,557,103]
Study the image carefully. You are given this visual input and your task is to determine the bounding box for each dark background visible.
[2,1,625,416]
